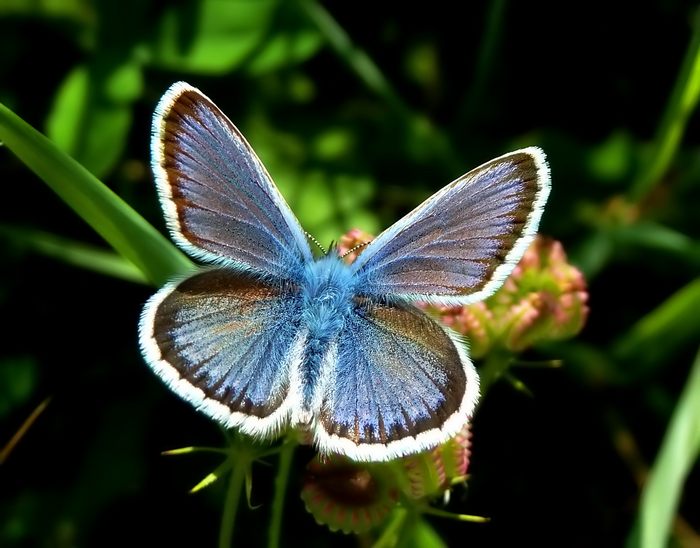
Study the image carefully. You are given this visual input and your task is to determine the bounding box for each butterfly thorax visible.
[299,254,356,401]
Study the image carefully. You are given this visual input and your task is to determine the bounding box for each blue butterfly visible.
[139,82,551,462]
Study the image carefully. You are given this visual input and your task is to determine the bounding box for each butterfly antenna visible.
[340,240,371,259]
[305,231,327,255]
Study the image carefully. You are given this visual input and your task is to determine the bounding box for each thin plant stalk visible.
[219,454,248,548]
[267,439,297,548]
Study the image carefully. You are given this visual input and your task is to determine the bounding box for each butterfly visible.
[139,82,551,462]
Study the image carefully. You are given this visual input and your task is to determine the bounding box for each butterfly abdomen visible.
[299,255,356,401]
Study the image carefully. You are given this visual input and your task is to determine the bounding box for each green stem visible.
[478,350,514,396]
[219,454,248,548]
[630,9,700,201]
[372,507,409,548]
[267,438,297,548]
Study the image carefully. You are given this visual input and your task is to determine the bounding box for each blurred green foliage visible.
[0,0,699,546]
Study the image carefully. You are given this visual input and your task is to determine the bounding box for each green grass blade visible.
[298,0,460,172]
[461,0,508,121]
[630,11,700,201]
[614,222,700,267]
[298,0,402,111]
[627,346,700,548]
[0,102,193,286]
[613,279,700,374]
[0,225,148,284]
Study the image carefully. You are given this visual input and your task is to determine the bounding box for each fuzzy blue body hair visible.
[299,253,357,402]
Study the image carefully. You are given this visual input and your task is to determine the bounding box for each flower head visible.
[301,424,473,533]
[337,228,374,264]
[426,236,588,356]
[301,455,399,534]
[400,423,472,500]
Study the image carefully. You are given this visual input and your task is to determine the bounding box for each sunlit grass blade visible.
[0,103,193,286]
[0,225,148,284]
[627,346,700,548]
[161,446,228,456]
[421,507,490,523]
[190,459,234,494]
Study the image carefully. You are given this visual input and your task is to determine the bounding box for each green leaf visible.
[627,347,700,548]
[613,222,700,267]
[0,356,37,417]
[243,118,380,245]
[400,517,447,548]
[0,102,193,286]
[586,131,636,184]
[613,278,700,373]
[285,171,379,246]
[0,0,92,20]
[149,0,321,75]
[245,26,321,75]
[46,56,143,178]
[630,14,700,201]
[570,221,700,281]
[570,229,614,279]
[0,225,148,284]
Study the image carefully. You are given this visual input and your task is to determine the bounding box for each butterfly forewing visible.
[312,298,479,461]
[152,82,313,279]
[139,269,306,438]
[351,148,550,304]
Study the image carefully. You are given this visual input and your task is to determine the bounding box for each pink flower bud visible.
[337,228,375,264]
[425,235,588,354]
[400,423,472,499]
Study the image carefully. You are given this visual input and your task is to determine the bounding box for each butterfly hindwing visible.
[139,269,306,438]
[351,147,550,304]
[312,297,479,461]
[151,82,313,279]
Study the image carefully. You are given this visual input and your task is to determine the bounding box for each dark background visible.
[1,1,699,546]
